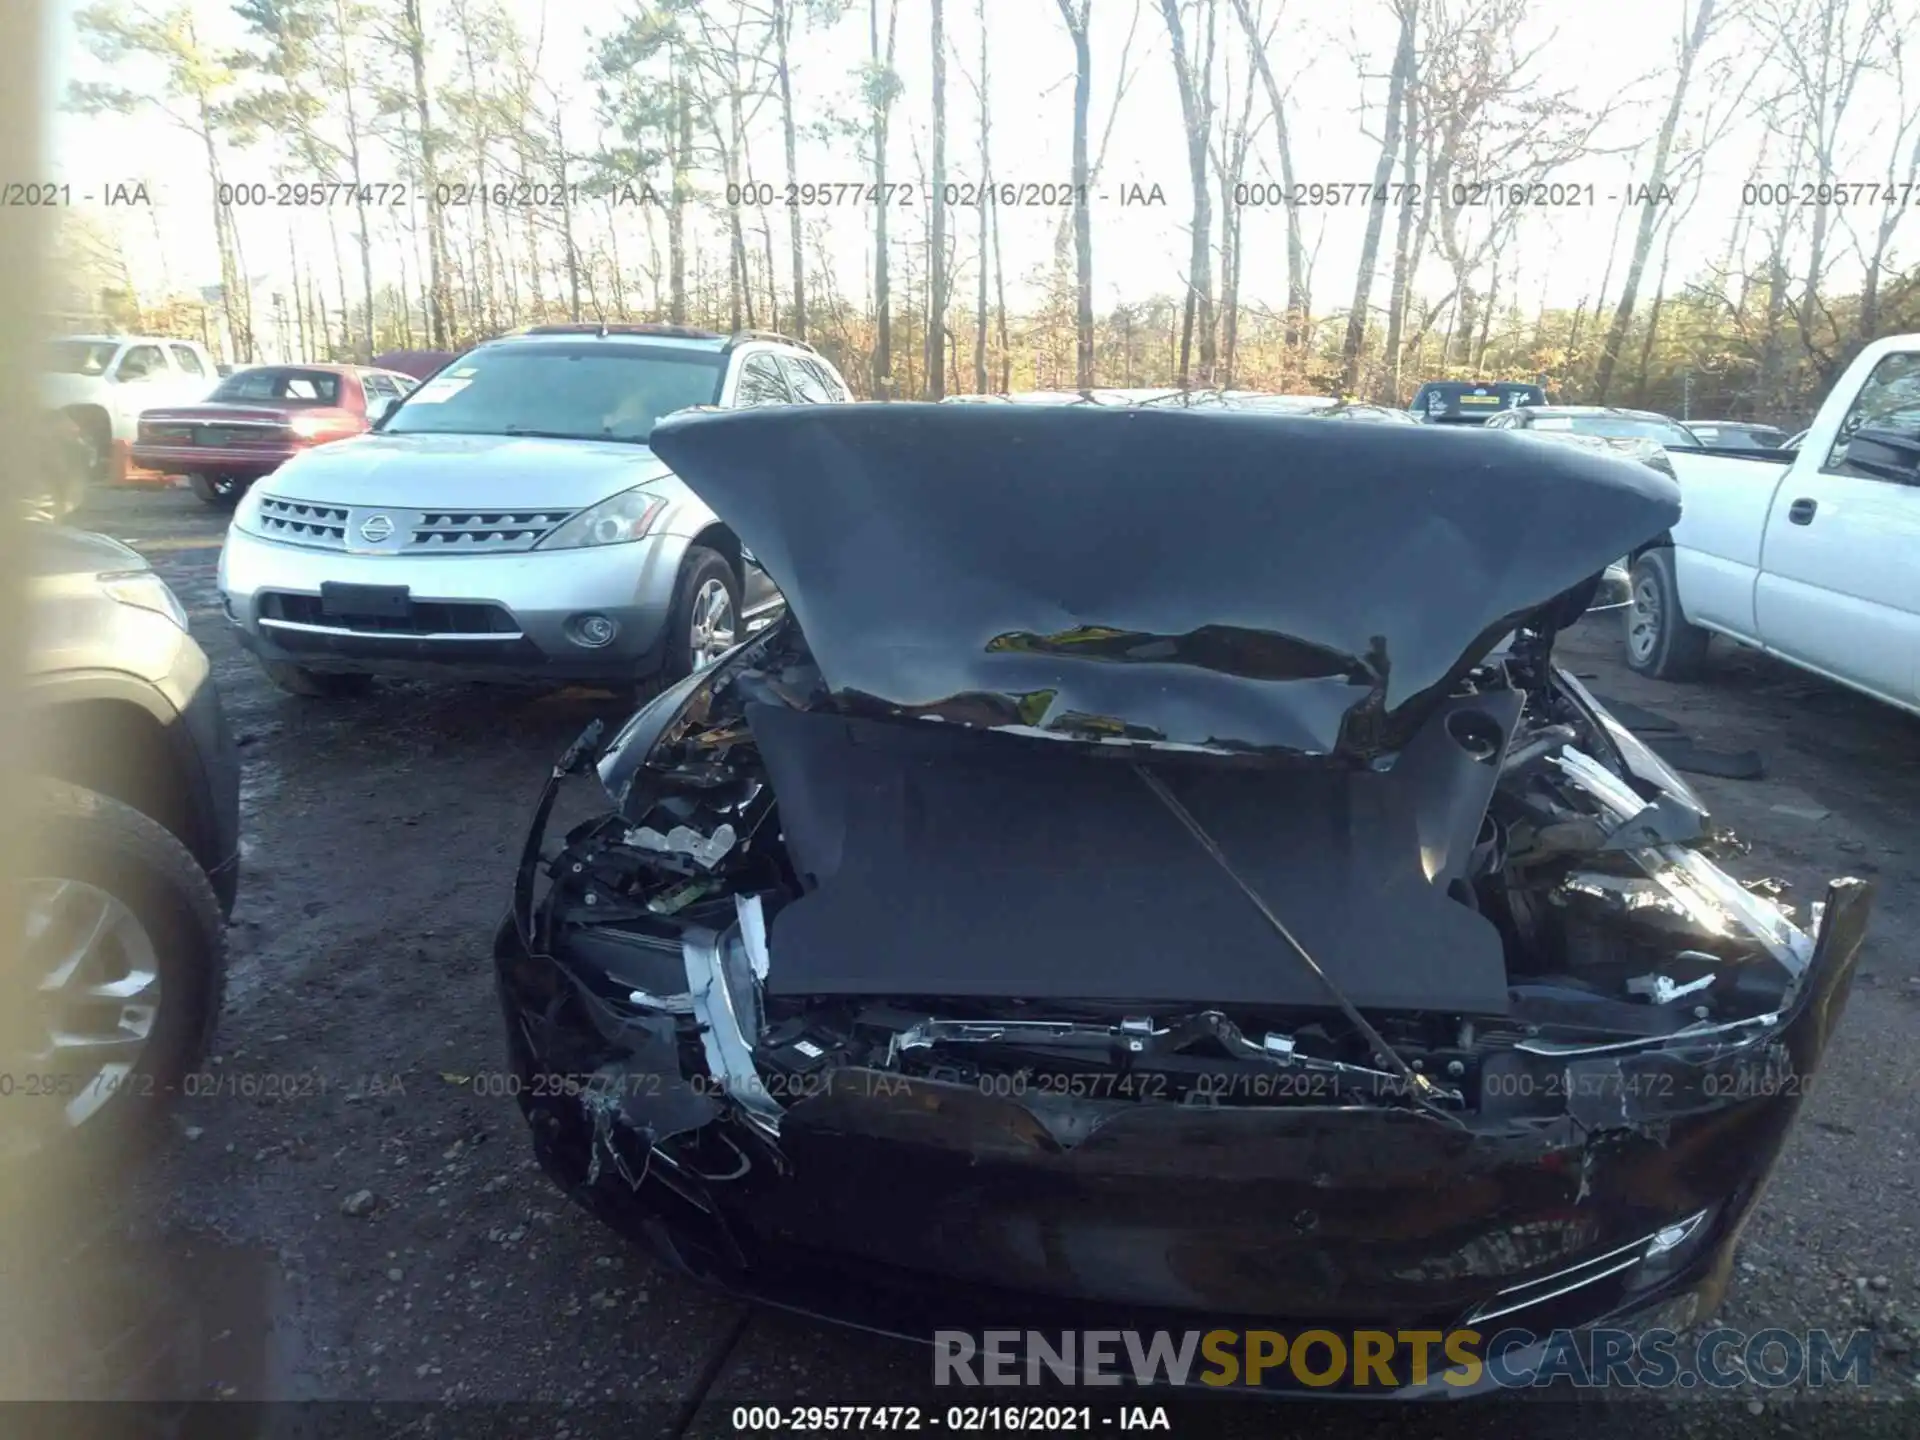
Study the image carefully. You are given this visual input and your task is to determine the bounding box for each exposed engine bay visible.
[512,614,1833,1137]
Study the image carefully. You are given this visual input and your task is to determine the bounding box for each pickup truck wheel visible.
[16,780,226,1155]
[187,474,245,508]
[660,546,740,683]
[259,661,375,698]
[1625,549,1710,681]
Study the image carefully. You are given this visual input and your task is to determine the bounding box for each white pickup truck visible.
[1624,331,1920,714]
[42,335,221,479]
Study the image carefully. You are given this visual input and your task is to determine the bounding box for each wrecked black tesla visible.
[495,403,1871,1385]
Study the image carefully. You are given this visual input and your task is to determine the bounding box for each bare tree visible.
[1777,0,1889,366]
[972,0,990,390]
[679,2,783,332]
[867,0,902,397]
[1417,0,1613,377]
[928,0,949,395]
[401,0,453,342]
[958,0,1012,392]
[1159,0,1218,386]
[1046,2,1144,280]
[588,5,685,323]
[1634,175,1704,397]
[1381,27,1420,402]
[1847,0,1920,342]
[772,0,805,335]
[547,97,583,321]
[1340,0,1414,393]
[1230,0,1310,352]
[1057,0,1094,389]
[671,60,692,322]
[1593,0,1720,401]
[1212,39,1259,385]
[328,0,379,358]
[71,3,254,359]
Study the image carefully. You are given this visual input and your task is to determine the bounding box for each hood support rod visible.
[1132,764,1457,1116]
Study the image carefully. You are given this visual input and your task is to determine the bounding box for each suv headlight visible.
[535,486,669,550]
[99,569,189,631]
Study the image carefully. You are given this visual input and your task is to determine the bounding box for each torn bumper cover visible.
[495,870,1869,1386]
[493,406,1874,1395]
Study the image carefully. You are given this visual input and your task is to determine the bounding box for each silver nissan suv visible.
[215,325,852,697]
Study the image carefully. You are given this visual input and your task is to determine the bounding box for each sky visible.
[38,0,1909,334]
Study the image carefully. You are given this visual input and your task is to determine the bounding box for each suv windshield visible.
[1411,381,1546,420]
[1529,413,1701,447]
[47,340,121,376]
[212,368,343,404]
[381,343,728,444]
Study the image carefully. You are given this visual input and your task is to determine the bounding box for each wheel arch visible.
[27,685,212,875]
[687,522,744,592]
[1628,532,1674,565]
[60,402,112,439]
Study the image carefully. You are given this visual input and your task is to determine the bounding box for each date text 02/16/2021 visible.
[728,1405,1174,1431]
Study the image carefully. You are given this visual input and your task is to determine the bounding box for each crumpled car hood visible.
[647,404,1680,756]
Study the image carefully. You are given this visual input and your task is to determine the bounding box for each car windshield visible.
[380,343,728,443]
[212,368,344,405]
[1529,413,1701,446]
[46,340,121,376]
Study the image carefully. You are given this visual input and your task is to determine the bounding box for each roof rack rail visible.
[520,322,726,340]
[724,328,819,355]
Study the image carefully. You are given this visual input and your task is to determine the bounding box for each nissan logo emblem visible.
[359,513,396,543]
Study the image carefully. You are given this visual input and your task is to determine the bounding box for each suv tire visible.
[20,781,226,1151]
[1624,548,1710,681]
[260,661,375,698]
[661,546,741,683]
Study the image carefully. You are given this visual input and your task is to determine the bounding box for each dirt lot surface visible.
[50,484,1920,1437]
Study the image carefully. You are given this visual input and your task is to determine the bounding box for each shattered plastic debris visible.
[682,930,782,1135]
[582,1073,650,1191]
[627,822,738,869]
[737,893,772,982]
[1550,747,1813,979]
[1627,972,1718,1005]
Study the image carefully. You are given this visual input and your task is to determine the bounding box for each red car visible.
[132,364,418,507]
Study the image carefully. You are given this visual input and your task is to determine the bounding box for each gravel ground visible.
[50,483,1920,1437]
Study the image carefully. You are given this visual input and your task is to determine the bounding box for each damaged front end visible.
[492,407,1872,1392]
[495,619,1871,1377]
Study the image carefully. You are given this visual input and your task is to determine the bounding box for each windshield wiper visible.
[1132,763,1462,1119]
[499,425,643,442]
[395,425,649,444]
